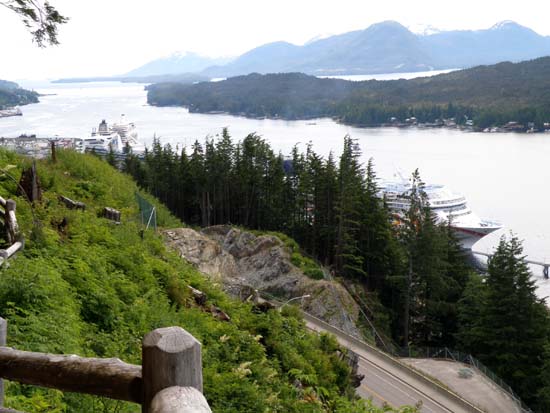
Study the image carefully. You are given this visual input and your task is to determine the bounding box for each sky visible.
[1,0,550,80]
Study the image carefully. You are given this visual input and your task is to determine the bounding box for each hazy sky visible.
[1,0,550,80]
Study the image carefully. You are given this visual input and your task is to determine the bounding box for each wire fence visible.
[135,192,157,232]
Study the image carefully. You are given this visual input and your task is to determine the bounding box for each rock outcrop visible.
[164,226,361,338]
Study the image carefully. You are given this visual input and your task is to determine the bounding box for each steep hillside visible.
[164,226,362,338]
[0,149,396,412]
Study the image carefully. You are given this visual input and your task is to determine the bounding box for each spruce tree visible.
[334,136,365,279]
[359,158,399,290]
[456,273,486,351]
[469,236,550,407]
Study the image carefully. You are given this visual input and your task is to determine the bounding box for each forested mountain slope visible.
[147,57,550,129]
[0,80,38,109]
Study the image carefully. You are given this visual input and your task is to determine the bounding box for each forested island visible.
[53,72,208,85]
[147,56,550,131]
[0,80,38,111]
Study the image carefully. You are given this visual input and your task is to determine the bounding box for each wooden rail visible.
[0,318,211,413]
[58,195,86,211]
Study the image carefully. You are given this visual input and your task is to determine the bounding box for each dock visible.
[472,250,550,279]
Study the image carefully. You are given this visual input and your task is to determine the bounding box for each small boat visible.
[0,107,22,118]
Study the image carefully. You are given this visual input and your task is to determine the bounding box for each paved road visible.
[302,313,482,413]
[358,354,453,412]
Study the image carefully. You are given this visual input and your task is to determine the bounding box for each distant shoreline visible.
[149,104,544,134]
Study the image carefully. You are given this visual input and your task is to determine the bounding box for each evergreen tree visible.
[106,145,116,168]
[536,345,550,411]
[483,236,550,405]
[456,273,486,351]
[393,170,468,347]
[334,136,365,279]
[461,236,550,407]
[359,158,399,290]
[317,152,338,266]
[188,140,207,225]
[215,128,235,224]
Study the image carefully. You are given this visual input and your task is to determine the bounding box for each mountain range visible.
[124,51,233,77]
[129,20,550,78]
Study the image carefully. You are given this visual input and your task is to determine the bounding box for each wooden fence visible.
[0,197,23,266]
[0,317,211,413]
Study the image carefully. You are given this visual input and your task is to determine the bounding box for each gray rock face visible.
[164,226,361,338]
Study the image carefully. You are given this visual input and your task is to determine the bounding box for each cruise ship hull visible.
[450,225,499,250]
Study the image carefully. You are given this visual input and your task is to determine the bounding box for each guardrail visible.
[261,292,483,412]
[263,284,530,412]
[398,347,532,413]
[299,311,485,413]
[0,317,211,413]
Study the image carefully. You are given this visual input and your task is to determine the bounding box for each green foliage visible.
[0,148,381,412]
[458,236,550,410]
[0,80,38,109]
[147,73,354,119]
[148,59,550,130]
[304,267,325,280]
[385,169,472,349]
[126,132,474,355]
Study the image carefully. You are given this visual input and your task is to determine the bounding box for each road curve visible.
[302,312,483,413]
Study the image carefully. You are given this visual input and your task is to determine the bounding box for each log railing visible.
[0,197,23,266]
[0,318,211,413]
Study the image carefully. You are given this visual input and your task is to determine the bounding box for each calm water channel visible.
[1,81,549,296]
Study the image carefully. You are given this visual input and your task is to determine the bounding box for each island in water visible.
[147,56,550,133]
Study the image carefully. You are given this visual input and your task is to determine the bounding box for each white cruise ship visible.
[379,180,501,249]
[76,115,145,154]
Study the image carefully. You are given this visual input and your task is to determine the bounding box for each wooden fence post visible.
[51,141,57,164]
[0,317,6,407]
[142,327,203,413]
[4,200,18,245]
[150,387,211,413]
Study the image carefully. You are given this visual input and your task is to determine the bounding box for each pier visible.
[472,250,550,279]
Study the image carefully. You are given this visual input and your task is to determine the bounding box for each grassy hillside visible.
[0,150,410,412]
